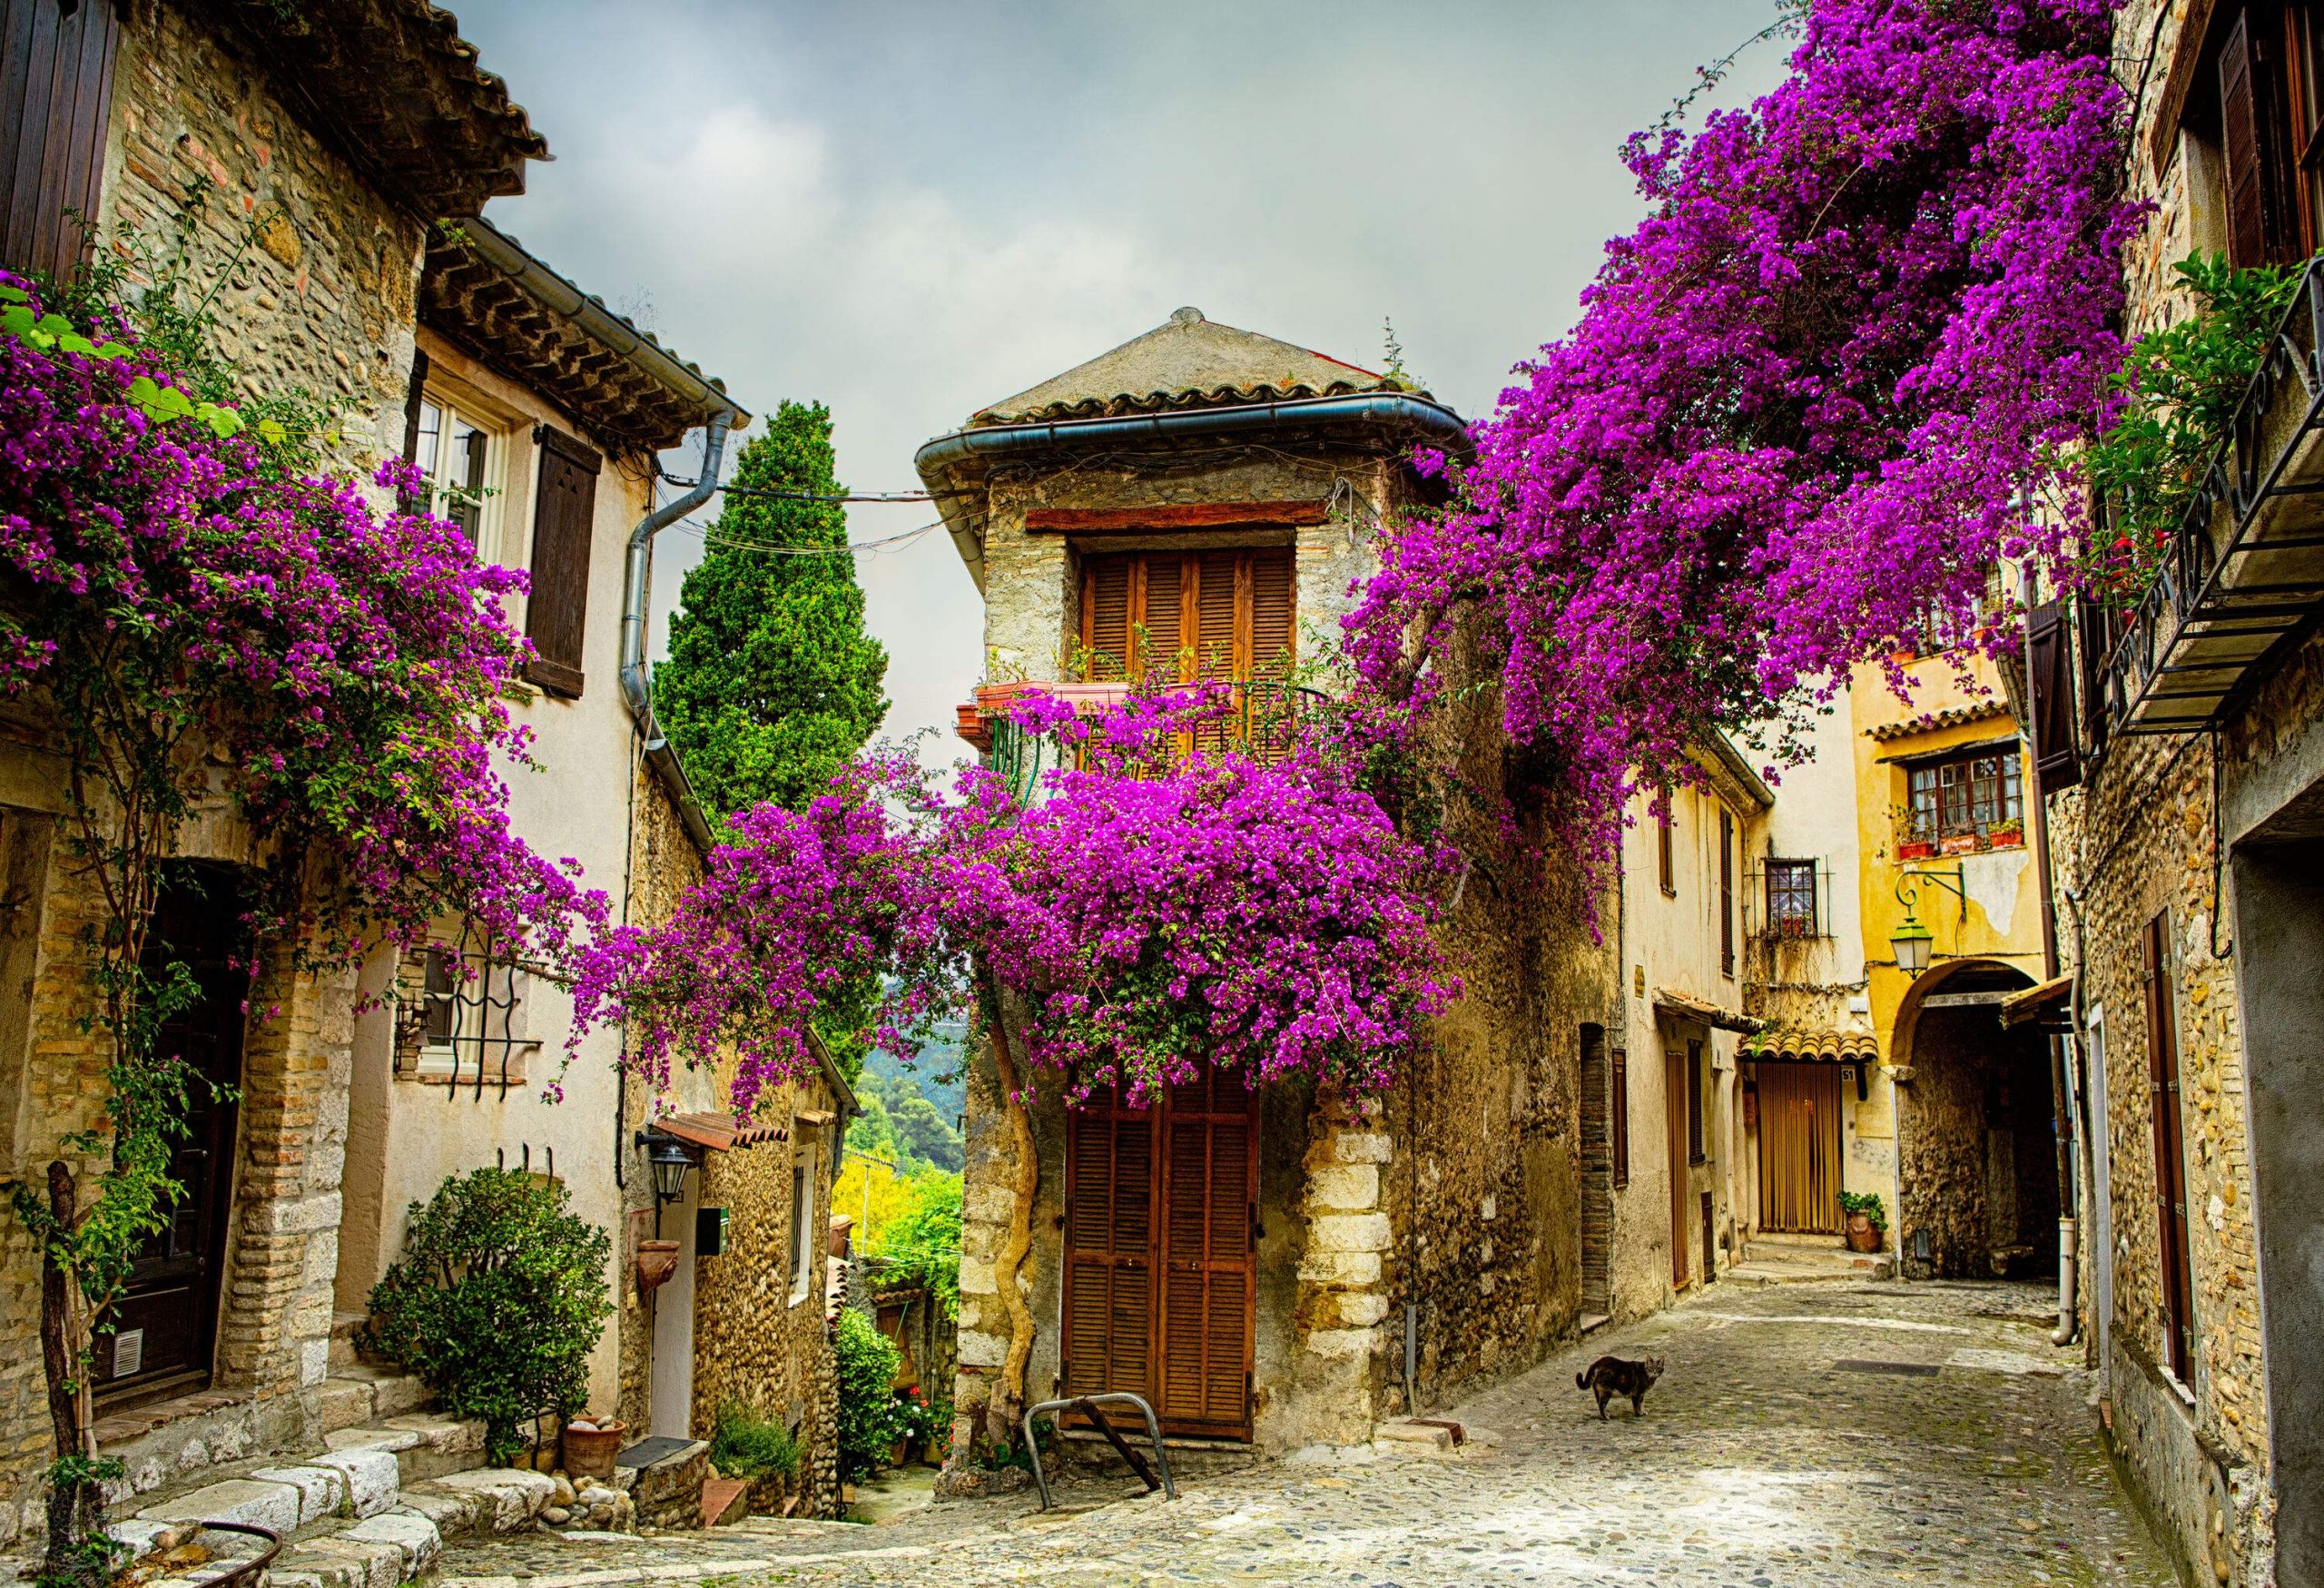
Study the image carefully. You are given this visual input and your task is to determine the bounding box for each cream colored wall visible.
[338,331,675,1415]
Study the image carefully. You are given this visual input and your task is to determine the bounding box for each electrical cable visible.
[659,517,945,557]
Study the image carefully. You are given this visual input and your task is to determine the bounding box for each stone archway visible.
[1892,958,2057,1280]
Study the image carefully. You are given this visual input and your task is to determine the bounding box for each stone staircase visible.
[1729,1231,1896,1284]
[97,1315,623,1588]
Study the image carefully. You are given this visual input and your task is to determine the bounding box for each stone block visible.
[369,1375,428,1418]
[423,1467,554,1533]
[1308,1212,1392,1254]
[1296,1250,1383,1287]
[958,1328,1008,1367]
[139,1477,303,1537]
[249,1191,341,1236]
[325,1427,418,1454]
[251,1465,347,1525]
[965,1185,1014,1224]
[340,1508,441,1573]
[318,1379,374,1433]
[1304,1327,1381,1361]
[1305,1164,1380,1212]
[296,1536,401,1588]
[300,1337,331,1386]
[314,1446,401,1518]
[957,1256,997,1296]
[1333,1132,1393,1165]
[1335,1292,1390,1328]
[391,1486,483,1541]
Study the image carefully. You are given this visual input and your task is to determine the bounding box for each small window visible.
[1765,859,1818,938]
[1718,809,1736,978]
[1905,747,2024,850]
[409,944,536,1082]
[409,396,496,549]
[1610,1048,1630,1189]
[1686,1040,1706,1165]
[1656,802,1676,896]
[788,1148,818,1305]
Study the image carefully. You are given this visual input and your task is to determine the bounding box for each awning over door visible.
[2000,974,2074,1031]
[645,1111,787,1153]
[1739,1029,1877,1064]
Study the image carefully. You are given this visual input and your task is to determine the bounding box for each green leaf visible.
[0,283,29,303]
[0,305,34,335]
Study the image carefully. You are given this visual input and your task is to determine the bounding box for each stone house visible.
[0,0,851,1537]
[0,0,542,1536]
[920,308,1619,1458]
[2019,4,2324,1581]
[1594,737,1771,1319]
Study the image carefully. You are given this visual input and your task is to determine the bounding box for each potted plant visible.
[1839,1191,1888,1254]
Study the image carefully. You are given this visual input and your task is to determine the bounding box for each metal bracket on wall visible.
[1020,1393,1176,1510]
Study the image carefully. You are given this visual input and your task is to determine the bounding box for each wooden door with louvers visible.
[1080,547,1295,685]
[1060,1065,1258,1439]
[1755,1061,1843,1235]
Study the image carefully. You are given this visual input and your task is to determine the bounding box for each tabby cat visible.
[1575,1354,1665,1420]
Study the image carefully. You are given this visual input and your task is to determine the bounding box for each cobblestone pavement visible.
[439,1280,2174,1586]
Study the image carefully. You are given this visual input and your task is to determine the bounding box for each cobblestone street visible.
[439,1280,2173,1587]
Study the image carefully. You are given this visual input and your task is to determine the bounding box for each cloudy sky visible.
[450,2,1787,759]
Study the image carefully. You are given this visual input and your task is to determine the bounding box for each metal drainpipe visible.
[2024,596,2078,1347]
[620,413,734,852]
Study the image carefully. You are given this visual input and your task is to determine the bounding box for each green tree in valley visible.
[659,399,889,819]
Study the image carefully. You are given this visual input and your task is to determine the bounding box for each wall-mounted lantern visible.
[1890,863,1965,977]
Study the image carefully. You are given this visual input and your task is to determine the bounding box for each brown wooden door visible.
[1158,1067,1256,1436]
[1060,1064,1256,1438]
[1757,1061,1843,1235]
[103,869,248,1399]
[2143,914,2195,1381]
[1666,1051,1689,1287]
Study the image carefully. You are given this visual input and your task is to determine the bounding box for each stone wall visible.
[99,0,426,469]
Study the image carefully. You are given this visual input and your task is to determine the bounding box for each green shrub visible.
[872,1172,961,1322]
[832,1309,907,1480]
[711,1399,802,1484]
[364,1169,612,1466]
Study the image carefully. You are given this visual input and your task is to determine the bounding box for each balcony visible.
[2102,260,2324,734]
[953,680,1324,804]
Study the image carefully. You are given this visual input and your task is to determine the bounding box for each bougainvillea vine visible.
[1344,0,2140,872]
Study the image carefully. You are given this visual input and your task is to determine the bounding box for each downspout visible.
[2025,599,2078,1347]
[620,413,734,853]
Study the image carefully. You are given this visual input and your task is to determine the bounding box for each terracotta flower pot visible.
[563,1418,626,1481]
[1846,1213,1881,1254]
[635,1238,681,1297]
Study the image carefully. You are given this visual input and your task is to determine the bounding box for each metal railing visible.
[1020,1392,1176,1510]
[985,681,1326,805]
[2099,258,2324,735]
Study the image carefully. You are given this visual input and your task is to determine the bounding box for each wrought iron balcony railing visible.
[956,680,1325,806]
[2102,259,2324,735]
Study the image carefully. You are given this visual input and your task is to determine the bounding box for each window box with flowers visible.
[1898,745,2024,858]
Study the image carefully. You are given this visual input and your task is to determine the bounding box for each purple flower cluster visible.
[1345,0,2138,873]
[575,696,1455,1112]
[0,281,604,983]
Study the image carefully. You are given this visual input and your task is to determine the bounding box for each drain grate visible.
[1836,1358,1940,1376]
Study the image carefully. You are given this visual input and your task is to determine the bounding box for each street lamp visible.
[635,1129,702,1208]
[1890,863,1965,978]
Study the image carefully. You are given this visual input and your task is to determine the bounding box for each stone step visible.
[325,1415,489,1486]
[319,1366,433,1434]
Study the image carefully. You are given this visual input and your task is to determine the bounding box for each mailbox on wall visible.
[695,1205,729,1258]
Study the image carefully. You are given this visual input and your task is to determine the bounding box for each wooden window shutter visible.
[1193,550,1240,681]
[1156,1066,1256,1436]
[1610,1048,1630,1189]
[1718,808,1736,975]
[2027,599,2082,794]
[1249,551,1294,681]
[2223,9,2271,268]
[1060,1082,1157,1405]
[1657,803,1675,893]
[2076,596,2113,755]
[1080,555,1133,680]
[2142,913,2195,1381]
[1686,1039,1706,1164]
[1,0,118,281]
[524,429,600,698]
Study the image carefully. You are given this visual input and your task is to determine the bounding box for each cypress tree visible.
[658,399,890,821]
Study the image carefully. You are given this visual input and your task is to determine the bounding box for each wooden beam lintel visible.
[1026,500,1331,534]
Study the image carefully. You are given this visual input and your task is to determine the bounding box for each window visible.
[2190,3,2324,268]
[788,1147,818,1304]
[1079,547,1294,683]
[2142,914,2196,1381]
[408,943,536,1082]
[410,396,492,547]
[1905,746,2024,848]
[525,429,603,697]
[1718,809,1736,977]
[1610,1048,1630,1189]
[1765,859,1819,938]
[1656,802,1676,896]
[0,0,119,281]
[1686,1040,1706,1165]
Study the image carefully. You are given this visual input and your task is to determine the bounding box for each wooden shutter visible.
[2077,597,2113,756]
[1657,804,1674,893]
[1250,552,1293,681]
[1666,1051,1690,1287]
[1686,1039,1706,1164]
[1156,1065,1256,1436]
[2027,600,2082,794]
[2142,914,2195,1381]
[1060,1081,1157,1405]
[2223,10,2270,267]
[524,429,600,698]
[1610,1048,1630,1189]
[0,0,117,281]
[1718,809,1735,975]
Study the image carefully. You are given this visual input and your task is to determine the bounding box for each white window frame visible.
[411,389,510,562]
[788,1144,819,1306]
[408,943,540,1083]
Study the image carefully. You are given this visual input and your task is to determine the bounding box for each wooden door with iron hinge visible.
[1061,1063,1258,1439]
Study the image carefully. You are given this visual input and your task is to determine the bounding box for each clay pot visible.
[635,1238,681,1297]
[1846,1213,1881,1254]
[563,1418,626,1481]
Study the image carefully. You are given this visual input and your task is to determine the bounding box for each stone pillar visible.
[1295,1091,1395,1442]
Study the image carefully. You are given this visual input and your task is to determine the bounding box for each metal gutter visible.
[1700,731,1777,811]
[621,414,734,853]
[913,390,1472,593]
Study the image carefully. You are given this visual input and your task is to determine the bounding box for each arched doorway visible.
[1892,959,2058,1281]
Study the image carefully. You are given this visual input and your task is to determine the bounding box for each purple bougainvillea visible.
[1345,0,2139,873]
